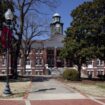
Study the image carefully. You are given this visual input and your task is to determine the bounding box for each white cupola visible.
[52,13,61,23]
[50,13,63,35]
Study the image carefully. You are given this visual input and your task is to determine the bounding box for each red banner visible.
[1,26,12,49]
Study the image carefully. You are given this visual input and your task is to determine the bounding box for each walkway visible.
[27,79,85,100]
[0,78,105,105]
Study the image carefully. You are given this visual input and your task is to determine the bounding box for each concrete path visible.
[0,78,105,105]
[27,79,86,100]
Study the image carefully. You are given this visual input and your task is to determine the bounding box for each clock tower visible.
[50,13,63,35]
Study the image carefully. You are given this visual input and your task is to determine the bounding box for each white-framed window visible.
[2,55,6,66]
[35,49,42,54]
[97,69,104,75]
[26,58,31,65]
[87,71,94,77]
[25,57,31,69]
[2,70,6,74]
[97,59,104,66]
[87,60,94,68]
[25,71,31,75]
[17,70,21,75]
[55,24,61,33]
[53,17,60,23]
[35,71,43,75]
[35,57,43,65]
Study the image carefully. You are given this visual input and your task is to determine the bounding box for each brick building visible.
[82,59,105,78]
[0,13,105,78]
[0,13,71,76]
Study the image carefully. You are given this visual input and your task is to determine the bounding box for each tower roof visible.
[53,13,60,17]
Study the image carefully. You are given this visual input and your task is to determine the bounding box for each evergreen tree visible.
[60,0,105,79]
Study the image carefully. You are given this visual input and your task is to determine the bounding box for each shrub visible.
[97,74,105,80]
[63,69,79,81]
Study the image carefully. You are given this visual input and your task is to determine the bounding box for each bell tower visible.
[50,13,63,35]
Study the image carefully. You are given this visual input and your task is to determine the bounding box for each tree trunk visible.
[23,54,27,75]
[77,63,82,80]
[11,50,18,79]
[11,34,22,79]
[14,33,23,77]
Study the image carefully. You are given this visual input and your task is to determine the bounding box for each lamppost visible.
[3,9,13,96]
[0,9,2,36]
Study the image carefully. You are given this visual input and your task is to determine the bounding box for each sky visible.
[54,0,89,31]
[34,0,90,39]
[38,0,90,32]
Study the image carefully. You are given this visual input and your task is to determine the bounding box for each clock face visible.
[56,24,60,28]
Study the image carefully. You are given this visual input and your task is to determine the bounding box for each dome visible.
[53,13,60,17]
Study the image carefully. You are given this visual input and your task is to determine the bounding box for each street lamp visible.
[3,9,13,96]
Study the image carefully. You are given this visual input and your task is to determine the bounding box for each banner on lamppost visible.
[1,26,12,49]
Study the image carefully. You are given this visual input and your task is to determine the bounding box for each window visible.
[87,61,92,65]
[2,55,6,66]
[97,71,103,75]
[2,70,6,74]
[17,58,21,66]
[35,49,42,54]
[26,58,31,65]
[97,59,104,66]
[55,24,61,33]
[100,61,104,66]
[87,71,94,76]
[47,49,54,55]
[97,69,104,75]
[25,71,31,75]
[53,17,60,22]
[35,57,42,65]
[17,70,21,75]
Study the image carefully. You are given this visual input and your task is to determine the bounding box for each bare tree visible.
[11,0,59,79]
[21,15,48,74]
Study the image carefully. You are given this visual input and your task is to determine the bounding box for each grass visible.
[96,83,105,89]
[0,80,31,98]
[58,78,105,98]
[67,81,105,97]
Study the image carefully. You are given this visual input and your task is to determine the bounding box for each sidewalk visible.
[0,99,105,105]
[27,79,86,100]
[0,79,105,105]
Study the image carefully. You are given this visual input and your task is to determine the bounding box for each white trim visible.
[87,67,105,69]
[26,70,32,71]
[35,70,43,71]
[36,53,43,54]
[17,70,21,71]
[87,70,94,71]
[2,64,6,66]
[35,65,43,66]
[2,70,6,71]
